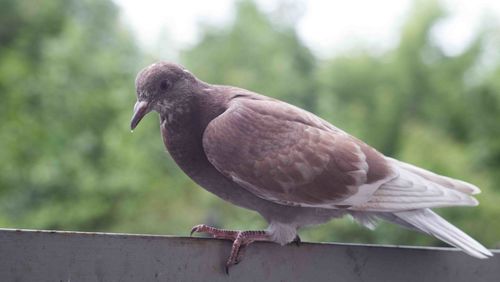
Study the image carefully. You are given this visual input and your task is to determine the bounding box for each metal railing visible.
[0,228,497,281]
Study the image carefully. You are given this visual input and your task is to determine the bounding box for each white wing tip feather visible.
[470,197,479,206]
[356,165,481,211]
[465,182,481,195]
[386,157,482,196]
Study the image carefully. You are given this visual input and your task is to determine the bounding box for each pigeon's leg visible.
[190,224,271,273]
[227,230,269,268]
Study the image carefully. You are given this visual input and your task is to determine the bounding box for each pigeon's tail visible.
[389,209,493,259]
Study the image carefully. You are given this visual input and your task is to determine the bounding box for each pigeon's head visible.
[130,62,197,130]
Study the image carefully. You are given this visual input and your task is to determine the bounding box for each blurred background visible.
[1,0,499,249]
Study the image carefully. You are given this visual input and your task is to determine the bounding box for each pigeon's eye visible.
[160,80,171,91]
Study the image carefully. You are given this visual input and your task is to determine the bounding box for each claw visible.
[190,224,206,237]
[190,226,198,236]
[291,235,301,247]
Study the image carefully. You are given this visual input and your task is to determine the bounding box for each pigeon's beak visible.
[130,100,150,130]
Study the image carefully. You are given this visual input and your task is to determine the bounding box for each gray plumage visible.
[131,62,492,259]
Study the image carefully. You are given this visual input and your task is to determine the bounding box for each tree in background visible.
[0,0,499,248]
[0,0,143,230]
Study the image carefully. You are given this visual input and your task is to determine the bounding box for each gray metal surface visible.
[0,228,498,282]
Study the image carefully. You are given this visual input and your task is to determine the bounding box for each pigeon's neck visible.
[159,86,230,175]
[158,99,195,128]
[196,86,233,129]
[158,85,226,129]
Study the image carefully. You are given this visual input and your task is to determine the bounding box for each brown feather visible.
[203,95,394,207]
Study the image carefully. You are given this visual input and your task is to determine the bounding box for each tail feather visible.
[392,209,492,259]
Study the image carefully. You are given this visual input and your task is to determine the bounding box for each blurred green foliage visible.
[0,0,499,249]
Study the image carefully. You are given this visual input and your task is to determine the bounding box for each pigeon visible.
[131,62,492,272]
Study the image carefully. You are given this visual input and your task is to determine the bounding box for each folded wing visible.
[202,95,480,212]
[202,96,396,208]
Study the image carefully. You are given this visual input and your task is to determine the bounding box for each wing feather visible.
[202,96,395,208]
[355,159,479,211]
[202,94,481,212]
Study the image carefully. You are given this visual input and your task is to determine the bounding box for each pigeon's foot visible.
[190,224,271,274]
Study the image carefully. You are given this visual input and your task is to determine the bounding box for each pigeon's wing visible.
[353,158,480,211]
[202,96,397,208]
